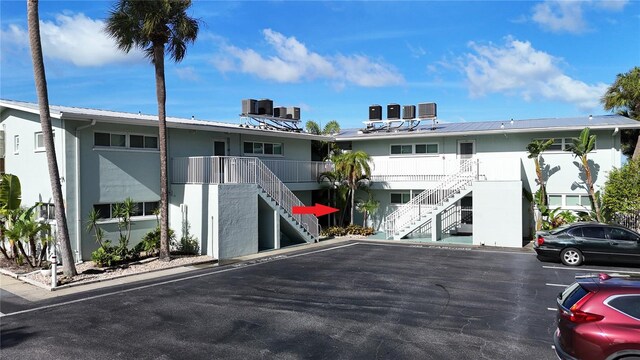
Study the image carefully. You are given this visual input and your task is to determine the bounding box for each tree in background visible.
[566,128,603,222]
[333,151,372,225]
[305,120,341,160]
[356,196,379,227]
[27,0,77,276]
[602,159,640,226]
[601,66,640,160]
[106,0,199,261]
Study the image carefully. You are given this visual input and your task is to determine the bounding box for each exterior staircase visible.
[172,156,319,243]
[384,158,478,240]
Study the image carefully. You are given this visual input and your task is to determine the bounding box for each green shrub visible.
[173,221,199,255]
[91,243,121,267]
[321,225,374,237]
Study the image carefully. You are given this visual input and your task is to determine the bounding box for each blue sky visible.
[1,0,639,129]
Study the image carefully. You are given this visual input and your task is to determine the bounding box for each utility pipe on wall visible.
[74,120,96,262]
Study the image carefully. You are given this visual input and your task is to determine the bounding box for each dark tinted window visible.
[93,204,111,219]
[606,227,639,241]
[582,226,606,239]
[243,142,253,154]
[130,135,144,148]
[94,132,110,146]
[567,227,583,237]
[608,296,640,319]
[561,283,590,309]
[144,201,159,215]
[144,136,158,149]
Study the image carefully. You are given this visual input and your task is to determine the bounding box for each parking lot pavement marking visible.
[547,308,556,311]
[542,265,640,275]
[0,242,359,318]
[546,283,569,287]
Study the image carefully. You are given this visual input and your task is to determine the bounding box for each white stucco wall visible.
[215,184,258,260]
[473,181,523,247]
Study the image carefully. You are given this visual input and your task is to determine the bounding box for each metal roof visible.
[336,115,640,141]
[0,99,331,141]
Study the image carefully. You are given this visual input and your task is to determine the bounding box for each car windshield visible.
[550,224,574,235]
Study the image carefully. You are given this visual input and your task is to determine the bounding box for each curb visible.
[3,258,217,292]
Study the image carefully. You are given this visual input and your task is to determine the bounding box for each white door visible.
[457,140,475,159]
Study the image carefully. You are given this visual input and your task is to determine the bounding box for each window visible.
[547,194,591,208]
[13,135,19,154]
[582,226,606,239]
[606,227,640,241]
[93,201,159,219]
[607,295,640,320]
[39,203,55,220]
[243,141,283,155]
[560,282,589,309]
[94,132,158,150]
[536,138,597,152]
[130,135,159,149]
[390,193,411,204]
[549,195,562,207]
[391,143,438,155]
[34,131,53,152]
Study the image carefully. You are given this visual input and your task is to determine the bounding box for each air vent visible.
[241,99,257,115]
[257,99,274,116]
[274,107,287,118]
[286,107,300,120]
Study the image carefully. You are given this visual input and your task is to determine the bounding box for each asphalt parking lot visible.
[2,241,640,359]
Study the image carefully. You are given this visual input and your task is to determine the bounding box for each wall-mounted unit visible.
[257,99,274,116]
[402,105,416,119]
[241,99,257,115]
[369,105,382,120]
[286,107,300,120]
[387,104,400,120]
[274,107,287,118]
[418,102,437,119]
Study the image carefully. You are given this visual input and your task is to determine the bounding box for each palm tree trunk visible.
[27,0,77,276]
[633,133,640,161]
[153,42,171,261]
[350,185,355,225]
[534,157,547,206]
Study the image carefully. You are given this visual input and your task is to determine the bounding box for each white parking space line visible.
[547,308,556,312]
[0,242,359,318]
[546,283,569,288]
[542,265,640,274]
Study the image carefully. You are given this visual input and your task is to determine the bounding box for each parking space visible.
[1,241,638,359]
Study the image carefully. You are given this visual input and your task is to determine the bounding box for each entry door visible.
[457,140,475,159]
[213,140,226,183]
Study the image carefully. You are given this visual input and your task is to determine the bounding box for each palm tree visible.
[526,139,555,207]
[306,120,341,160]
[27,0,77,276]
[105,0,199,261]
[0,173,21,260]
[601,67,640,160]
[333,151,372,225]
[356,197,379,227]
[566,128,603,222]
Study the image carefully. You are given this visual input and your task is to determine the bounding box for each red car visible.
[555,273,640,360]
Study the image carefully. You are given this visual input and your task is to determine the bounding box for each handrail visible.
[172,156,318,239]
[384,158,478,238]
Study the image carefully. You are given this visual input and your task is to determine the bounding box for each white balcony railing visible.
[261,159,334,183]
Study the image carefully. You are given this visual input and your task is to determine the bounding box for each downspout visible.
[612,127,619,166]
[75,119,96,263]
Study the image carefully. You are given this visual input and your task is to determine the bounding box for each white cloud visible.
[531,0,629,34]
[212,29,404,87]
[1,13,143,66]
[176,66,200,81]
[461,37,608,110]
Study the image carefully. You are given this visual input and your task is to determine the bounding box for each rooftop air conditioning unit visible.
[418,102,437,119]
[286,107,300,120]
[369,105,382,120]
[274,107,287,118]
[257,99,274,116]
[387,104,400,120]
[402,105,416,119]
[241,99,257,115]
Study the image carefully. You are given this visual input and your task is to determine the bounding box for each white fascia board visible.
[0,102,63,119]
[59,113,332,141]
[336,124,640,141]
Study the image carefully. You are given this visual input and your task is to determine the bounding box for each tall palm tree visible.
[333,151,372,225]
[601,67,640,160]
[526,138,555,207]
[27,0,77,276]
[566,127,603,222]
[105,0,199,261]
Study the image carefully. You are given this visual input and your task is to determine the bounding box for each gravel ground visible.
[12,255,214,287]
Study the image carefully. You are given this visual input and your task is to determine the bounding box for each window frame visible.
[390,192,412,204]
[94,131,159,151]
[129,133,159,150]
[34,131,53,152]
[13,135,19,154]
[243,141,284,156]
[390,143,439,156]
[605,295,640,321]
[535,138,597,152]
[93,200,160,221]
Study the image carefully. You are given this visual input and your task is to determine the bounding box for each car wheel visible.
[561,248,584,266]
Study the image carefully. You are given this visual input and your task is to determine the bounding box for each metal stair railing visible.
[172,156,318,239]
[384,158,478,239]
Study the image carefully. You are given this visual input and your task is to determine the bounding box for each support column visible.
[432,212,442,242]
[273,209,280,250]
